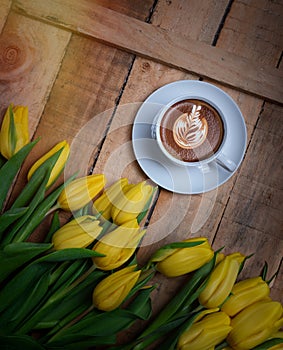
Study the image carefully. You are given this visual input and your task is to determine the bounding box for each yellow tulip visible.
[92,219,145,270]
[111,181,155,225]
[57,174,106,212]
[227,300,283,350]
[221,276,271,317]
[27,140,70,188]
[0,104,29,159]
[93,178,128,220]
[198,252,246,308]
[52,215,102,250]
[177,311,232,350]
[154,237,214,277]
[92,265,141,311]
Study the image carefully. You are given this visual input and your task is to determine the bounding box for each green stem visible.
[69,264,97,289]
[15,264,97,335]
[39,303,89,344]
[46,304,95,344]
[45,203,60,217]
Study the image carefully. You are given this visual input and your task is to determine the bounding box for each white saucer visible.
[132,80,247,194]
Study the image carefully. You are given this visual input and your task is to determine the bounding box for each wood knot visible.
[141,61,151,72]
[0,33,33,80]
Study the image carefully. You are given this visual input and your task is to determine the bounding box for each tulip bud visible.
[154,237,214,277]
[0,104,29,159]
[92,219,146,270]
[27,140,70,188]
[52,215,102,250]
[92,265,141,311]
[57,174,106,212]
[111,181,154,225]
[227,300,283,350]
[93,178,128,220]
[177,311,232,350]
[221,276,271,317]
[198,252,245,308]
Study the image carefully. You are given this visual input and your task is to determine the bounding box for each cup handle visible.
[215,153,237,172]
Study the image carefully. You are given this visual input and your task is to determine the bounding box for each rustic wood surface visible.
[0,0,282,345]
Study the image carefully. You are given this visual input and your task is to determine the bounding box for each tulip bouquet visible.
[0,104,158,349]
[0,104,282,350]
[116,242,283,350]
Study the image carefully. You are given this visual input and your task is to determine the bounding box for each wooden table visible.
[0,0,282,342]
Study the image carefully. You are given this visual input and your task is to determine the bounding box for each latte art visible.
[159,99,224,162]
[173,105,208,149]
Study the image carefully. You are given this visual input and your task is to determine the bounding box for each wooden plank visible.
[0,11,71,132]
[152,0,229,43]
[0,0,11,31]
[211,0,283,303]
[13,0,283,104]
[217,0,283,66]
[222,111,283,239]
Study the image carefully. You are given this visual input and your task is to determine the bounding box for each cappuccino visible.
[159,99,224,162]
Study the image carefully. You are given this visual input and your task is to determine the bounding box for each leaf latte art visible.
[173,105,208,149]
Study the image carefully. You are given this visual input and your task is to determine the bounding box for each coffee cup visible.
[151,95,236,172]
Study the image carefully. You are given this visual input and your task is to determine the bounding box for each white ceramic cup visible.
[151,95,237,172]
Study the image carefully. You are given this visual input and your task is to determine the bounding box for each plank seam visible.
[212,0,234,46]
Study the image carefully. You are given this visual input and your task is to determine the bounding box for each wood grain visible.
[211,0,283,303]
[0,0,11,31]
[0,11,71,131]
[12,0,283,104]
[217,0,283,66]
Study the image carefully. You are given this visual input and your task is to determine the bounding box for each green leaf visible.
[154,312,199,350]
[139,255,216,339]
[37,248,105,263]
[0,335,45,350]
[0,139,38,211]
[0,207,29,236]
[16,269,104,335]
[47,260,89,297]
[39,304,88,341]
[0,154,6,168]
[11,174,73,243]
[46,334,117,348]
[126,268,155,300]
[0,242,52,283]
[252,338,283,349]
[9,270,51,332]
[37,282,92,328]
[0,262,51,314]
[10,153,55,210]
[127,286,155,320]
[8,105,16,156]
[0,148,64,245]
[55,309,136,338]
[44,211,60,243]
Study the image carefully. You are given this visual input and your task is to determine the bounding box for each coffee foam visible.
[173,105,208,149]
[160,99,224,162]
